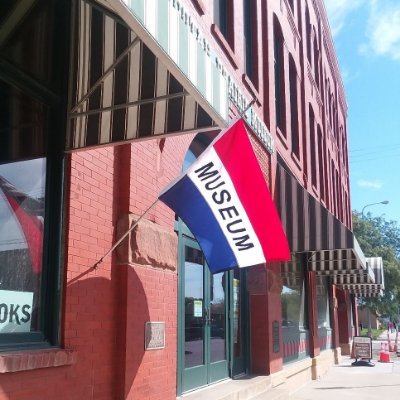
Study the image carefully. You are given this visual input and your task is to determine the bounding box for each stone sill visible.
[0,348,77,373]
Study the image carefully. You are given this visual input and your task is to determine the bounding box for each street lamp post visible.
[361,200,389,218]
[361,200,389,337]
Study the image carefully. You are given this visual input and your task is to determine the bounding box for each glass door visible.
[231,268,248,377]
[179,237,229,393]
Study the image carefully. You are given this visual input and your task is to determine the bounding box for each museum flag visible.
[159,118,290,273]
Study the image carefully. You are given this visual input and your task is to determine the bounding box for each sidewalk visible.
[291,336,400,399]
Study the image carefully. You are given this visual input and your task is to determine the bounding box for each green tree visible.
[353,212,400,321]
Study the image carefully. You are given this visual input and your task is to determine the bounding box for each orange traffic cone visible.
[380,342,390,362]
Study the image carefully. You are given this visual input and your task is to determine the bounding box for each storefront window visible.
[0,159,46,333]
[316,276,330,328]
[282,276,306,329]
[281,260,310,363]
[317,276,332,351]
[0,0,68,349]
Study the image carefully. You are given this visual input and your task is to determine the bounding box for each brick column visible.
[307,271,320,358]
[337,288,352,355]
[248,263,283,375]
[352,295,359,336]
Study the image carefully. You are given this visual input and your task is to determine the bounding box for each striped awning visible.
[367,257,385,288]
[276,165,385,297]
[67,0,224,150]
[276,163,368,276]
[336,257,385,297]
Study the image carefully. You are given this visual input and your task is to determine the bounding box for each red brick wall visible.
[0,132,194,400]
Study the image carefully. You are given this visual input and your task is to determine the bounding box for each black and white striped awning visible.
[336,257,385,297]
[276,163,369,277]
[367,257,384,287]
[281,257,303,288]
[276,164,385,297]
[67,0,217,150]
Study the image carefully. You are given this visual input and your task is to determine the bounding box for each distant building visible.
[0,1,384,399]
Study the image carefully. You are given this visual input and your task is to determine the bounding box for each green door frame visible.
[176,221,249,395]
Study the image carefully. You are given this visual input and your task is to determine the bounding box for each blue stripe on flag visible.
[159,176,238,273]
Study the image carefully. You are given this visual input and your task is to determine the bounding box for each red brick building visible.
[0,0,384,399]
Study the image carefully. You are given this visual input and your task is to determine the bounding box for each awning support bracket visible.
[71,35,140,113]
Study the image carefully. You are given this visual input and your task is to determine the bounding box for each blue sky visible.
[325,0,400,223]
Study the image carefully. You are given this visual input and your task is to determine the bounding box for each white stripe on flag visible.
[187,147,266,267]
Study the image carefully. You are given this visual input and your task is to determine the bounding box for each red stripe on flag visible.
[213,119,290,262]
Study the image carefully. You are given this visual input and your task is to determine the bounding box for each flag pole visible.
[93,198,159,269]
[239,99,256,118]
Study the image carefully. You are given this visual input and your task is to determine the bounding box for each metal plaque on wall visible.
[145,322,165,350]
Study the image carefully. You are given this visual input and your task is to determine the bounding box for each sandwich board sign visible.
[352,336,374,367]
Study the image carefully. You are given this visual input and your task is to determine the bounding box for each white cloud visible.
[340,66,360,85]
[360,0,400,61]
[324,0,366,36]
[357,179,383,189]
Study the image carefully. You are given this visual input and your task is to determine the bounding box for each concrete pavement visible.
[291,333,400,399]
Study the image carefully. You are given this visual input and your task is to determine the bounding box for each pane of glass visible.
[0,1,55,88]
[210,272,226,362]
[281,269,306,329]
[317,276,330,328]
[0,80,48,163]
[184,246,204,368]
[233,270,241,358]
[0,158,46,333]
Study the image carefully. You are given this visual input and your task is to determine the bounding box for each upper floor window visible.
[309,105,317,187]
[341,127,349,172]
[317,125,325,201]
[274,16,286,135]
[313,34,320,89]
[214,0,233,46]
[305,5,312,63]
[244,0,258,84]
[289,56,299,156]
[330,159,337,215]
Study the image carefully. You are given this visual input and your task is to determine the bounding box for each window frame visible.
[289,56,299,156]
[273,16,286,135]
[0,0,70,352]
[243,0,258,85]
[214,0,234,47]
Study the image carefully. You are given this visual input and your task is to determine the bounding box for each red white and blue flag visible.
[159,119,290,273]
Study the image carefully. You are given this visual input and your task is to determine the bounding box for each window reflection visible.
[210,272,226,363]
[233,271,241,357]
[317,276,330,328]
[0,158,46,333]
[281,262,306,329]
[184,246,204,368]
